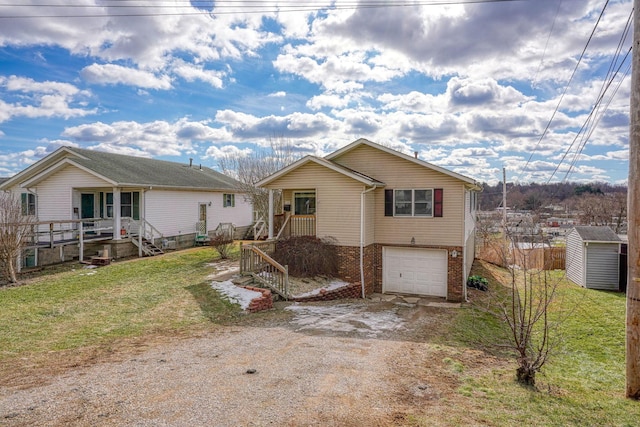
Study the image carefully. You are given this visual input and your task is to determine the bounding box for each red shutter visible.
[434,188,443,217]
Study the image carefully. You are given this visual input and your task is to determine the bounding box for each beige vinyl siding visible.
[464,231,475,279]
[364,189,375,245]
[332,145,466,246]
[35,165,111,221]
[145,190,252,238]
[264,163,364,246]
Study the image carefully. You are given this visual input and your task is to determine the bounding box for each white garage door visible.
[383,247,448,297]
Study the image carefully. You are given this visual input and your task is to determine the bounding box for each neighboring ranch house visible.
[257,138,481,302]
[566,226,623,291]
[0,146,252,267]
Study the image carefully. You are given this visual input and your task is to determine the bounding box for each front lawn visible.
[1,252,638,425]
[0,247,241,380]
[433,260,639,427]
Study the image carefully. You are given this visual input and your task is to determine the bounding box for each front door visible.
[81,193,95,219]
[81,193,95,231]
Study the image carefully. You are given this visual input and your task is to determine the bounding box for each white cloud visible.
[171,60,225,88]
[60,119,231,156]
[0,76,95,121]
[80,64,173,89]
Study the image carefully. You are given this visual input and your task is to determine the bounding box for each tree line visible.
[479,181,627,212]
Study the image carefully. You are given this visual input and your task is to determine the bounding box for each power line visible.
[517,0,611,182]
[550,7,633,183]
[0,0,523,19]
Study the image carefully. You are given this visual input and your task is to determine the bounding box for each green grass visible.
[2,253,639,425]
[0,247,241,363]
[436,261,640,427]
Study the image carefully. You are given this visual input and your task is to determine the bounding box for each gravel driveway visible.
[1,299,475,426]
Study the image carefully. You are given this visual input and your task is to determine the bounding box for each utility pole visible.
[627,0,640,400]
[502,167,507,235]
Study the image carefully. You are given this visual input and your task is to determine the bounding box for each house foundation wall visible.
[372,243,465,302]
[334,243,465,301]
[335,244,375,296]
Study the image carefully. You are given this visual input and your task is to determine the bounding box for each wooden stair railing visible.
[240,242,289,299]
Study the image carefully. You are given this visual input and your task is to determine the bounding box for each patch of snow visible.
[285,303,405,337]
[211,280,262,310]
[207,266,239,279]
[292,280,351,298]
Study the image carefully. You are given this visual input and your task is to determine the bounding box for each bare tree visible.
[0,192,36,284]
[574,193,627,232]
[475,228,562,387]
[218,136,301,230]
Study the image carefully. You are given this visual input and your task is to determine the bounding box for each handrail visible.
[240,243,289,299]
[253,217,266,240]
[123,217,163,241]
[275,214,291,240]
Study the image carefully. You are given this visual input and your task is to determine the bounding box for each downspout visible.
[360,185,377,298]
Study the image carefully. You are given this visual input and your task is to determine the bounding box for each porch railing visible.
[25,218,113,248]
[122,217,163,242]
[290,215,316,237]
[239,242,289,299]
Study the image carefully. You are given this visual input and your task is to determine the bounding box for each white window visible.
[104,192,140,219]
[223,193,235,208]
[21,193,36,216]
[394,189,433,217]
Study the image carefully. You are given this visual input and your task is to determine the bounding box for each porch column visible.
[113,187,121,240]
[268,188,274,239]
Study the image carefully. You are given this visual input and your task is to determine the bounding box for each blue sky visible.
[0,0,633,185]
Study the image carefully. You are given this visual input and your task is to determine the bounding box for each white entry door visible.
[383,247,448,297]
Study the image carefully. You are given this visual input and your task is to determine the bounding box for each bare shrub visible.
[0,193,36,284]
[473,230,563,388]
[209,233,235,259]
[273,236,339,278]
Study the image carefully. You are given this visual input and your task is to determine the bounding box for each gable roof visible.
[256,155,385,187]
[0,147,241,191]
[571,226,622,243]
[326,138,481,190]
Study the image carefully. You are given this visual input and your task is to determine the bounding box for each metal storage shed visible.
[565,226,622,290]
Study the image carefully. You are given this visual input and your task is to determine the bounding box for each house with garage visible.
[255,138,481,302]
[0,146,252,268]
[566,226,623,291]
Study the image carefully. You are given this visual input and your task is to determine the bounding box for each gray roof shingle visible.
[572,226,622,242]
[66,147,240,190]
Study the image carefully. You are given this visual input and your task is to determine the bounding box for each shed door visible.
[383,247,448,297]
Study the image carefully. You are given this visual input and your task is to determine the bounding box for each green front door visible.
[81,194,94,219]
[81,194,95,232]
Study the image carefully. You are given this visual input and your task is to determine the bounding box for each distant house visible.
[566,226,622,291]
[256,138,481,301]
[0,147,252,268]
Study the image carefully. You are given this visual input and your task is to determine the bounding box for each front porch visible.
[272,213,316,239]
[20,216,165,271]
[265,188,317,240]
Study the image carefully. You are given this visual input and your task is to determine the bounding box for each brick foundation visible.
[291,282,362,302]
[243,286,274,312]
[333,243,465,302]
[334,245,375,296]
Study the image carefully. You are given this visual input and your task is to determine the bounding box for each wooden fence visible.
[477,241,565,270]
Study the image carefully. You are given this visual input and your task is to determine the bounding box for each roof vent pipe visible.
[189,158,193,167]
[414,151,418,159]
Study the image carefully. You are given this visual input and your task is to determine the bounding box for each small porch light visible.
[451,249,458,258]
[410,237,415,245]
